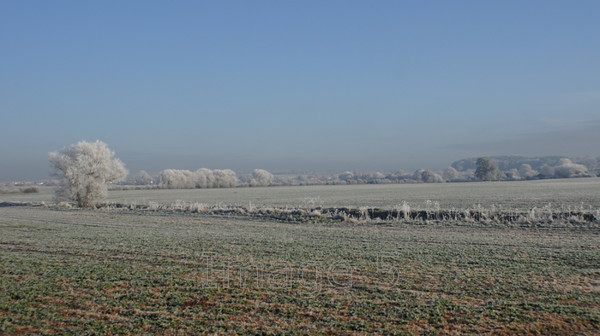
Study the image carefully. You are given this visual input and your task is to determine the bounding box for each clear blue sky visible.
[2,0,599,181]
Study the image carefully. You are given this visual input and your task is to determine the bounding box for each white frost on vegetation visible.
[518,164,539,179]
[443,167,465,182]
[158,168,238,189]
[49,140,128,207]
[96,199,598,228]
[250,169,274,187]
[538,159,592,179]
[553,159,592,178]
[413,169,443,183]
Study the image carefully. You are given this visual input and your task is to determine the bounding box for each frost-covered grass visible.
[3,178,599,211]
[98,178,600,227]
[1,178,599,333]
[106,177,600,211]
[1,206,599,334]
[4,179,599,226]
[0,186,54,203]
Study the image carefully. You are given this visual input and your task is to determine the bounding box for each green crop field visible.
[1,180,600,334]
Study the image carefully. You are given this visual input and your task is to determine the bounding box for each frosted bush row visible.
[87,200,600,227]
[157,168,275,189]
[133,158,597,189]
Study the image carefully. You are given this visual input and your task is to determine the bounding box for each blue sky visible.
[1,1,599,180]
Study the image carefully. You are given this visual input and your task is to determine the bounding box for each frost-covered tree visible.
[158,168,238,189]
[537,159,592,179]
[250,169,274,187]
[213,169,238,188]
[443,167,463,182]
[505,169,521,180]
[195,168,215,188]
[474,157,499,181]
[413,169,443,183]
[518,164,539,180]
[554,159,592,178]
[338,171,355,184]
[158,169,195,189]
[49,140,128,207]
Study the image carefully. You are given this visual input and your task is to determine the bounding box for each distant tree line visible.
[158,169,238,189]
[155,168,277,189]
[460,156,597,181]
[47,140,598,207]
[0,187,39,194]
[132,156,596,189]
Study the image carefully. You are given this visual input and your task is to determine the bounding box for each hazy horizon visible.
[2,1,599,181]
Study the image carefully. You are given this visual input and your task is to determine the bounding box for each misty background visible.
[1,1,599,181]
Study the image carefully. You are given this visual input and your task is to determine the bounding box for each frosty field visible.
[5,178,600,211]
[100,178,600,211]
[1,179,599,334]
